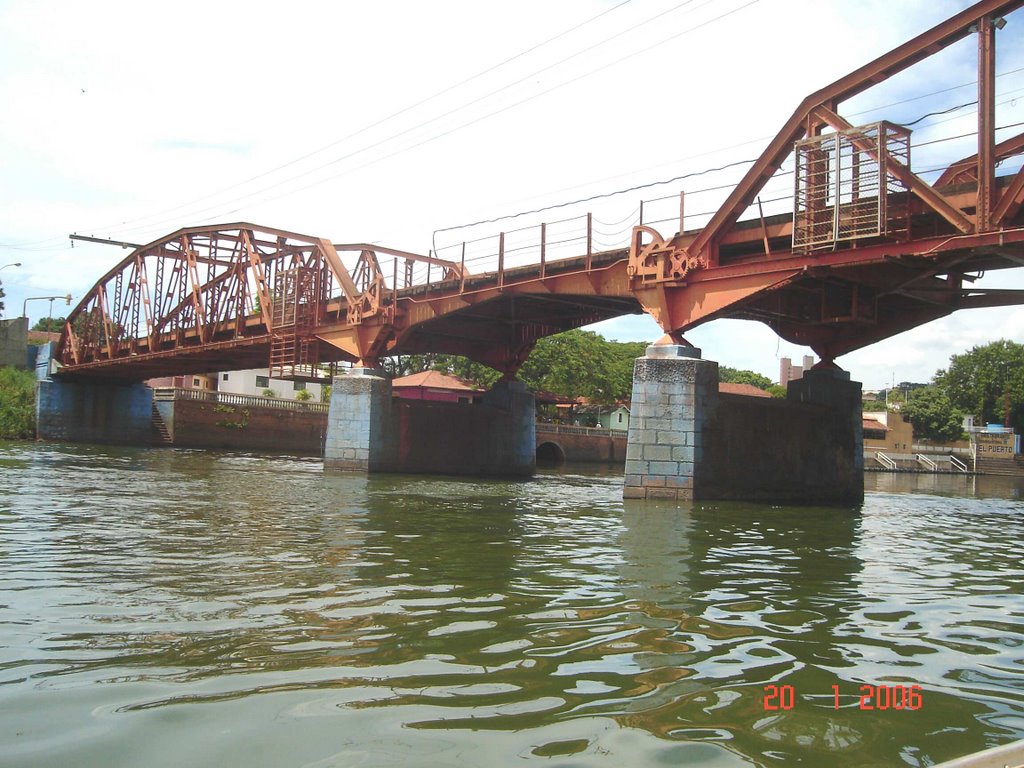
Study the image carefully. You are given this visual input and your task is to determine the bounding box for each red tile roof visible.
[391,370,482,392]
[719,382,772,398]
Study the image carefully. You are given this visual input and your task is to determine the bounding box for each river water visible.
[0,442,1022,767]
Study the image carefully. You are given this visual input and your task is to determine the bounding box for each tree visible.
[934,340,1024,431]
[384,353,501,389]
[518,330,633,403]
[381,330,647,402]
[0,367,36,439]
[32,317,66,332]
[901,386,964,443]
[719,366,773,391]
[0,279,5,317]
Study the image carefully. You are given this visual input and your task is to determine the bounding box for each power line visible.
[83,0,749,241]
[434,158,759,234]
[75,0,643,236]
[26,9,1024,253]
[108,0,760,238]
[432,93,1024,238]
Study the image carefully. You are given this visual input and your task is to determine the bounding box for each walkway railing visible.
[912,443,972,456]
[152,387,329,412]
[536,422,628,438]
[916,453,938,471]
[950,455,969,473]
[874,451,898,470]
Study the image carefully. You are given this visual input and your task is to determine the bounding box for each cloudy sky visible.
[2,0,1023,388]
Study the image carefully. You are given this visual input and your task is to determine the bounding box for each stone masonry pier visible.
[324,368,535,477]
[624,344,863,505]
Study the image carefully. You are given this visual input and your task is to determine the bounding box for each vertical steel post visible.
[978,15,996,231]
[459,242,466,293]
[586,213,593,270]
[498,232,505,288]
[392,257,398,308]
[540,223,547,279]
[639,200,645,226]
[678,191,686,234]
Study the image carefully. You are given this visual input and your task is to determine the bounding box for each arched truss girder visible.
[59,223,465,373]
[628,0,1024,287]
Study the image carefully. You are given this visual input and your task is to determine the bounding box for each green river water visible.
[0,442,1021,767]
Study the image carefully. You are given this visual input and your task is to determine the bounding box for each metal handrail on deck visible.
[536,422,628,438]
[916,453,938,471]
[874,451,898,470]
[151,387,329,412]
[950,455,969,473]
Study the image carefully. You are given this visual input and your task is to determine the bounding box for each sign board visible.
[973,431,1017,460]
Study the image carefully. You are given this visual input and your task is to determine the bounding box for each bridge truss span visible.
[59,224,464,379]
[58,0,1024,381]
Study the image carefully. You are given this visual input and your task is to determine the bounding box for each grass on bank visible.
[0,366,35,439]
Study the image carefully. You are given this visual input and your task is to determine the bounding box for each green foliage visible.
[0,279,5,316]
[216,407,249,430]
[321,384,332,403]
[383,331,646,402]
[767,384,787,399]
[719,366,773,391]
[934,339,1024,431]
[0,366,36,439]
[262,388,277,398]
[388,353,502,389]
[31,317,66,332]
[862,399,888,412]
[519,330,641,403]
[295,389,312,401]
[901,386,965,443]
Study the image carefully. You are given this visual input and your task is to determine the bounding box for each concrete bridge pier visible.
[623,344,863,505]
[324,368,535,477]
[33,345,154,445]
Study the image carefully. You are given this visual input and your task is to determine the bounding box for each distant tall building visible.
[779,355,817,385]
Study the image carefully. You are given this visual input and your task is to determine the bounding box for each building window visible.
[222,373,229,381]
[293,381,306,391]
[255,375,269,388]
[617,412,623,424]
[192,378,201,387]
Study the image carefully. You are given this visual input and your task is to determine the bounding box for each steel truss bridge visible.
[59,0,1024,382]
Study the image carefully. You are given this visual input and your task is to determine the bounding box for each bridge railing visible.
[536,422,627,438]
[152,387,329,412]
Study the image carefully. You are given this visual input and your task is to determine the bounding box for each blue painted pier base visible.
[324,368,536,477]
[34,345,154,445]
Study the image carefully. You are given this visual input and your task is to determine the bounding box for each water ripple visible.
[0,444,1022,766]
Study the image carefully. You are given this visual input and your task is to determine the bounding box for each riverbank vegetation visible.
[0,366,36,439]
[866,339,1023,441]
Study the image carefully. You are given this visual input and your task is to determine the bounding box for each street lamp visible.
[0,262,21,271]
[22,294,73,331]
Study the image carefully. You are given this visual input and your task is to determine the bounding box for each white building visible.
[779,355,816,384]
[217,368,326,402]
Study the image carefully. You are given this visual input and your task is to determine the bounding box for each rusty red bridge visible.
[57,1,1024,388]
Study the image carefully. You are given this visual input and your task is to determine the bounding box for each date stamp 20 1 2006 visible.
[763,684,924,711]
